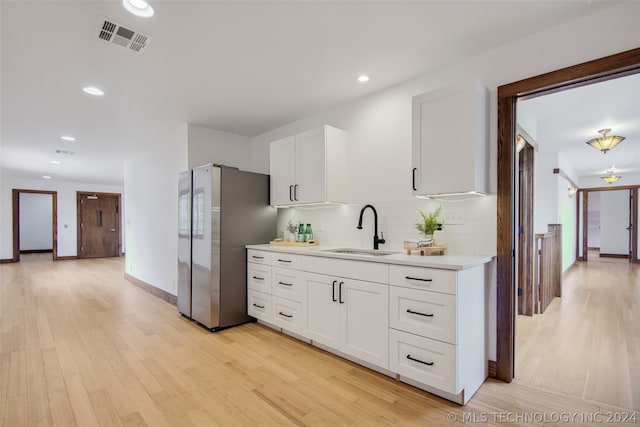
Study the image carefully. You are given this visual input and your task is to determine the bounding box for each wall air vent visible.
[55,149,75,155]
[98,18,151,54]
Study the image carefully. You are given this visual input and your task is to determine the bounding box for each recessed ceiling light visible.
[357,75,370,83]
[60,135,76,141]
[83,86,104,96]
[42,175,52,179]
[122,0,154,18]
[49,160,61,165]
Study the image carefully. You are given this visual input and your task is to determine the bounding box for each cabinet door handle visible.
[407,354,434,366]
[339,281,344,304]
[252,303,265,309]
[407,309,434,317]
[412,167,418,191]
[289,185,294,201]
[252,276,264,281]
[332,280,337,302]
[278,312,293,318]
[405,276,433,282]
[251,255,264,259]
[277,259,292,263]
[293,184,299,201]
[278,281,293,287]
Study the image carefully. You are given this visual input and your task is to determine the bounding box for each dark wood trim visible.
[488,360,497,378]
[124,273,177,306]
[496,47,640,383]
[77,191,123,259]
[599,253,629,259]
[55,256,78,261]
[517,144,534,317]
[580,184,640,192]
[12,189,58,262]
[632,188,639,263]
[20,249,53,254]
[0,259,16,264]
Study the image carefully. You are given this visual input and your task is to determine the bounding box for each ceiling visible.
[0,1,624,185]
[518,72,640,178]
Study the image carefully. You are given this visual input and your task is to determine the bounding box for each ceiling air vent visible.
[55,149,75,155]
[98,18,151,54]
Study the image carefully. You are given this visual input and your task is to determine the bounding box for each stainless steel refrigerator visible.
[177,164,276,330]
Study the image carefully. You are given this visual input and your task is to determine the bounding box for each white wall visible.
[124,124,188,295]
[534,152,559,233]
[600,190,631,256]
[187,124,251,170]
[557,153,578,271]
[0,176,124,258]
[19,193,53,251]
[123,123,253,295]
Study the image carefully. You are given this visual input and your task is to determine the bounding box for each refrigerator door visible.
[219,168,276,328]
[177,170,192,318]
[191,164,221,329]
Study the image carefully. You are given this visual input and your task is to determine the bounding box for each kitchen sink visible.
[321,248,400,257]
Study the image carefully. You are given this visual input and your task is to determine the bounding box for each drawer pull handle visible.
[407,309,434,317]
[252,276,264,281]
[278,312,293,318]
[252,303,265,309]
[278,281,293,287]
[252,255,264,259]
[407,354,434,366]
[405,276,433,282]
[277,259,292,263]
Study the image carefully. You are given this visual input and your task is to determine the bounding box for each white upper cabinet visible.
[412,81,489,198]
[269,125,347,206]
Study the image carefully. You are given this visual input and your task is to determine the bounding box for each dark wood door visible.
[78,193,119,258]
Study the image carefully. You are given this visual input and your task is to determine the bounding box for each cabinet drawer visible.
[389,329,457,394]
[272,253,303,269]
[272,267,305,303]
[248,249,271,265]
[247,264,271,293]
[390,287,456,344]
[303,256,388,283]
[248,290,271,322]
[389,265,456,295]
[272,297,303,334]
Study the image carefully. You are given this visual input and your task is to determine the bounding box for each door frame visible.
[76,191,122,258]
[496,47,640,382]
[11,189,58,262]
[577,185,639,262]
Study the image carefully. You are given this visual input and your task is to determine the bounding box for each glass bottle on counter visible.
[297,222,305,242]
[305,224,313,242]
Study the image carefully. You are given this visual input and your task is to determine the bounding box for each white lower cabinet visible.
[247,248,489,405]
[248,290,271,322]
[305,272,389,369]
[272,296,303,334]
[389,329,456,394]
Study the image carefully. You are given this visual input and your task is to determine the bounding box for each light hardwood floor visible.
[2,254,639,426]
[515,254,640,411]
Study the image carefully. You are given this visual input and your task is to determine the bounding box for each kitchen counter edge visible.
[246,244,494,271]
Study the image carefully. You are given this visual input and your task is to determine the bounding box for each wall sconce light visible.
[586,128,625,153]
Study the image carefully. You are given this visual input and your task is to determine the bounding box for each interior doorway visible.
[11,189,58,262]
[496,47,640,383]
[77,192,122,258]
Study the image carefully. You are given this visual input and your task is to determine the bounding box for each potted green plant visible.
[415,206,442,239]
[285,220,298,241]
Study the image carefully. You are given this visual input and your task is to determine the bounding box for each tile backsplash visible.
[276,196,497,256]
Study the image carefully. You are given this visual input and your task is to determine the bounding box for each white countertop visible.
[246,244,494,271]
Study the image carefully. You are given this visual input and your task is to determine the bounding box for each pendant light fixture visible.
[586,128,625,153]
[600,167,621,184]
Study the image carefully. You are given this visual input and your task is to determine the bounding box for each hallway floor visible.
[515,255,640,410]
